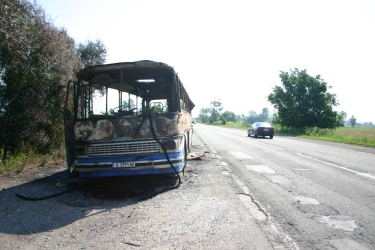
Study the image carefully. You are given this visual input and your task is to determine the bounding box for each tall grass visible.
[0,147,66,175]
[0,150,29,174]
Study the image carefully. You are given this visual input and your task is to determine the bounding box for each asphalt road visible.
[194,123,375,250]
[1,123,374,249]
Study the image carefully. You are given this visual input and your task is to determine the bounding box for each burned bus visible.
[64,60,194,178]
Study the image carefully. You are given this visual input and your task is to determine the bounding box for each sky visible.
[37,0,375,123]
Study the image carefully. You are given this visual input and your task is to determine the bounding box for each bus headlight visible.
[160,139,178,151]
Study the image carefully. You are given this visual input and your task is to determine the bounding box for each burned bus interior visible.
[74,61,194,120]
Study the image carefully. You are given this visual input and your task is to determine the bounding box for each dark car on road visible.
[248,122,274,139]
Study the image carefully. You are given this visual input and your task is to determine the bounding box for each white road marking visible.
[246,165,276,174]
[232,174,251,195]
[320,216,358,232]
[225,166,299,249]
[221,170,231,176]
[358,173,375,179]
[228,151,252,159]
[295,196,320,205]
[297,153,375,181]
[196,136,218,154]
[210,147,218,154]
[238,194,267,221]
[256,141,284,150]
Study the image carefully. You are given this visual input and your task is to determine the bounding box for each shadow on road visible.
[0,168,179,235]
[248,136,273,139]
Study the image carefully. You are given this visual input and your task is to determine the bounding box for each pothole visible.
[295,196,339,216]
[297,203,340,216]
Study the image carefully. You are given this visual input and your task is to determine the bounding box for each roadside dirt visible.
[0,135,283,249]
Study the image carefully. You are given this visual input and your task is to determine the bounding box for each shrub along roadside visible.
[0,147,65,175]
[1,1,106,175]
[224,122,250,129]
[1,0,82,159]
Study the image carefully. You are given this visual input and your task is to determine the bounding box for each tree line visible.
[196,99,272,125]
[197,69,369,130]
[0,0,107,159]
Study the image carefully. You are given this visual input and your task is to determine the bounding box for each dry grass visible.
[300,127,375,148]
[338,127,375,136]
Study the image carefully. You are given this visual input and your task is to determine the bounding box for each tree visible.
[349,115,357,127]
[238,113,245,123]
[208,99,223,123]
[246,110,258,124]
[268,69,341,129]
[197,108,209,123]
[258,107,270,122]
[76,40,107,68]
[0,0,83,157]
[339,111,347,126]
[221,111,236,123]
[122,99,135,109]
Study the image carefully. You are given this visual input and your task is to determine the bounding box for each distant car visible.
[248,122,274,139]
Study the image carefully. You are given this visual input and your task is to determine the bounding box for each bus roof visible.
[77,60,173,81]
[76,60,195,111]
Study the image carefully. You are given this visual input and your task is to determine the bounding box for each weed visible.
[0,146,66,175]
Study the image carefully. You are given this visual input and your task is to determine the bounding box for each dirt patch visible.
[338,128,375,136]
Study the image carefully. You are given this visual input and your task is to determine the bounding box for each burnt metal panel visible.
[74,113,181,142]
[152,114,179,137]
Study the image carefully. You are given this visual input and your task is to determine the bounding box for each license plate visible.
[263,129,269,131]
[112,162,136,168]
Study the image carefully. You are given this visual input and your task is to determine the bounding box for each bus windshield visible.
[64,60,194,178]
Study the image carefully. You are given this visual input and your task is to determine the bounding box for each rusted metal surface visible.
[73,113,182,142]
[179,110,193,132]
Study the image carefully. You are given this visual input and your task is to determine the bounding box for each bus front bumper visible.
[73,156,184,177]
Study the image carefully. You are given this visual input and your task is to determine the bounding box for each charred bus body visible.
[64,61,194,178]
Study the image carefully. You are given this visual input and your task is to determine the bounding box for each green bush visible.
[0,150,28,174]
[304,127,335,136]
[223,122,250,129]
[0,146,66,175]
